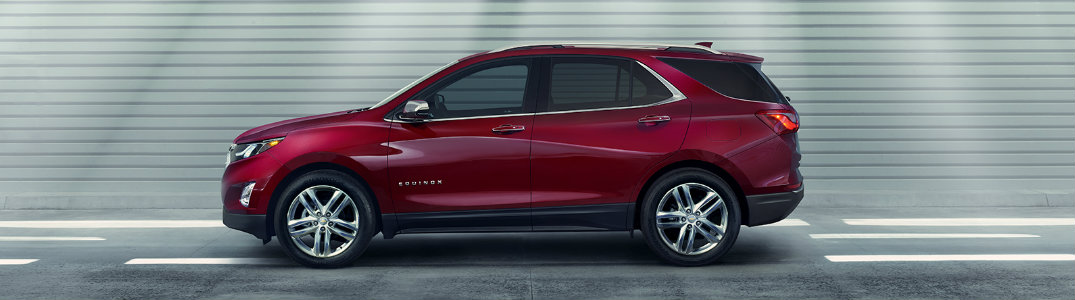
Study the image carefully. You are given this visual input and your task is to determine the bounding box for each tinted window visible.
[423,62,529,118]
[629,62,674,106]
[658,57,786,104]
[548,57,673,112]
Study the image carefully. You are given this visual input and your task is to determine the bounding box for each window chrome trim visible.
[384,112,536,123]
[384,60,686,123]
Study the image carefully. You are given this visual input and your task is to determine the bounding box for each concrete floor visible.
[0,207,1072,299]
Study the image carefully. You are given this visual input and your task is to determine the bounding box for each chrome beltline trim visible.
[384,61,687,123]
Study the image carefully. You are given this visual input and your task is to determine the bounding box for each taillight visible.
[756,110,799,135]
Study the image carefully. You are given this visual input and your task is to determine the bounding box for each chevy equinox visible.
[222,42,804,268]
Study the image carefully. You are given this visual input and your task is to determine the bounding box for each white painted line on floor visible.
[826,254,1075,262]
[125,258,283,265]
[0,259,38,265]
[810,233,1039,239]
[0,220,223,229]
[0,236,106,241]
[843,218,1075,226]
[765,219,810,226]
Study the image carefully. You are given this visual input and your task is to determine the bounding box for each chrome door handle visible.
[491,124,526,133]
[638,115,671,124]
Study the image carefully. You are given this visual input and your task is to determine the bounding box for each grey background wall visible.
[0,0,1072,209]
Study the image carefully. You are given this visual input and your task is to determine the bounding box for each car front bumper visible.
[744,185,804,226]
[222,209,270,242]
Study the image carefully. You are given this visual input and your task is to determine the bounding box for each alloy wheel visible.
[285,185,360,258]
[654,182,728,255]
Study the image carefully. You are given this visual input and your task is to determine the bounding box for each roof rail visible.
[489,42,722,54]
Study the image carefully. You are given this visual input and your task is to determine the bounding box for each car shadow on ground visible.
[241,229,799,268]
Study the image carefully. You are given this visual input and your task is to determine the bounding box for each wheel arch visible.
[632,159,750,229]
[264,161,383,239]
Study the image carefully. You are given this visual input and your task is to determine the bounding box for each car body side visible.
[221,47,802,242]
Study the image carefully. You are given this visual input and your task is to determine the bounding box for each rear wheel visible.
[273,170,376,268]
[640,168,741,266]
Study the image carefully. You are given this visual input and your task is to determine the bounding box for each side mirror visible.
[397,100,432,122]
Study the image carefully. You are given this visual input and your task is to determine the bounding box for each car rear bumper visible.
[222,209,270,241]
[744,185,804,226]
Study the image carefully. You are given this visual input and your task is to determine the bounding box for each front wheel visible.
[640,168,741,266]
[273,170,377,268]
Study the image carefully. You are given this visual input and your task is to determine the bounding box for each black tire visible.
[640,168,741,266]
[273,170,377,268]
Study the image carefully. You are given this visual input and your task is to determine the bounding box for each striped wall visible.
[0,0,1072,208]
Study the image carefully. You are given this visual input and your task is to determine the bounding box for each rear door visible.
[529,56,691,230]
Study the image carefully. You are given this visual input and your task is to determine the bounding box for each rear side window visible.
[658,57,786,104]
[548,57,673,112]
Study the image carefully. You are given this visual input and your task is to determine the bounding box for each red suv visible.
[222,43,803,268]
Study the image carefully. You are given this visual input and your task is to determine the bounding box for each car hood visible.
[233,110,357,144]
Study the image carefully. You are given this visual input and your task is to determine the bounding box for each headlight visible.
[226,137,283,165]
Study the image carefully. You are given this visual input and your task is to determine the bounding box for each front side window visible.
[417,60,531,119]
[547,57,673,112]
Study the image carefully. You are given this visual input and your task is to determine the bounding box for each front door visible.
[387,58,537,230]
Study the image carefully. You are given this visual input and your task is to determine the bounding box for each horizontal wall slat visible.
[0,115,1071,129]
[8,128,1071,143]
[0,130,244,142]
[4,99,1075,110]
[0,143,227,155]
[1,78,1071,91]
[3,40,1074,52]
[4,15,1074,27]
[0,182,217,193]
[802,153,1074,166]
[2,141,1064,155]
[1,166,1070,180]
[798,128,1075,141]
[0,90,1072,104]
[0,103,1073,117]
[0,153,1070,168]
[794,103,1075,115]
[0,179,1069,193]
[1,166,1069,180]
[3,51,1073,64]
[802,166,1074,178]
[0,117,297,128]
[2,2,1070,13]
[2,27,1073,39]
[803,179,1075,190]
[0,168,225,179]
[0,65,1070,78]
[801,141,1075,153]
[0,155,226,168]
[798,116,1073,128]
[2,179,1071,194]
